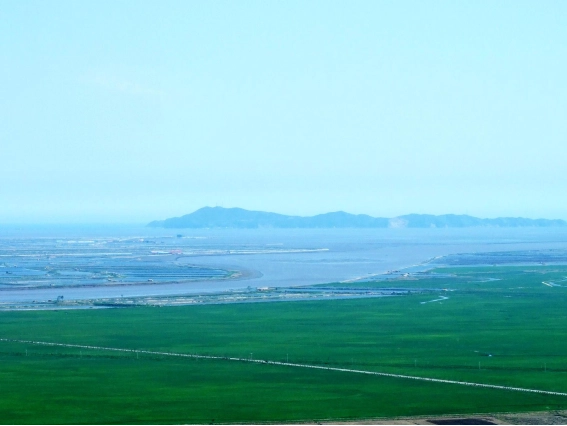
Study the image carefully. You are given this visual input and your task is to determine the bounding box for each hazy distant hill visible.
[148,207,389,228]
[148,207,567,229]
[395,214,567,228]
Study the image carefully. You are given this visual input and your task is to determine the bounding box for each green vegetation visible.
[2,265,567,423]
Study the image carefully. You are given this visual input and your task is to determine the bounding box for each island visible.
[148,206,567,229]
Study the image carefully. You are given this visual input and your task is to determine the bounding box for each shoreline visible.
[4,258,567,311]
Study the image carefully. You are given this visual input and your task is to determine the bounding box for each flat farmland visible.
[1,266,567,423]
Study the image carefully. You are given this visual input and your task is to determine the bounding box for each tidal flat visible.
[2,226,567,307]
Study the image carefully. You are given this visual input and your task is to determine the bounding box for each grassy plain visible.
[1,265,567,423]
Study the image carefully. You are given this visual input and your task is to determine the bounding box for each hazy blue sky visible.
[2,1,566,223]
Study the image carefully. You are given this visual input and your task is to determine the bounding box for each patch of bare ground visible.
[189,416,512,426]
[194,411,567,426]
[498,410,567,425]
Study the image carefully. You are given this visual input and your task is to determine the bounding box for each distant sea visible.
[1,225,567,303]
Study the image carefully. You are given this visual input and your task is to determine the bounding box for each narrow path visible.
[2,338,567,398]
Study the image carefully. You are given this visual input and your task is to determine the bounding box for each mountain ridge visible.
[148,207,567,229]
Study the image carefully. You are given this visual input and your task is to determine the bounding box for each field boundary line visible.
[2,338,567,398]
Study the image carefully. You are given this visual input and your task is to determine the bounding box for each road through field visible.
[3,338,567,398]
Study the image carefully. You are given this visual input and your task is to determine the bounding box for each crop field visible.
[1,265,567,423]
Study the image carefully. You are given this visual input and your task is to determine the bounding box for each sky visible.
[1,0,566,223]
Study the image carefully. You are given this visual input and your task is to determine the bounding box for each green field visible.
[2,265,567,424]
